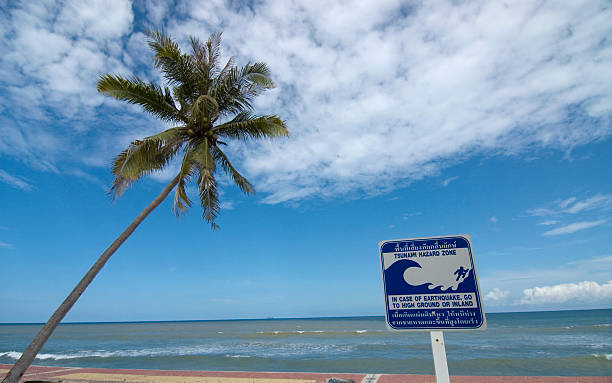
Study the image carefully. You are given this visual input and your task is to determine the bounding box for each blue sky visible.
[0,0,611,323]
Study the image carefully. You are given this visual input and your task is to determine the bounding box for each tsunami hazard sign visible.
[379,235,486,331]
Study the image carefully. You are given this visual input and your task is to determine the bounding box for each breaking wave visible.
[0,342,355,361]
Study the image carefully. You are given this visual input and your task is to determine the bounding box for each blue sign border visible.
[379,234,487,331]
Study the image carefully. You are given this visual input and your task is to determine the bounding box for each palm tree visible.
[2,31,287,383]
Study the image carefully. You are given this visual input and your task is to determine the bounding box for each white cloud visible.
[144,0,169,26]
[1,0,611,205]
[192,0,612,203]
[479,253,612,310]
[55,0,133,41]
[485,288,509,302]
[538,220,558,226]
[0,169,33,191]
[520,280,612,305]
[442,176,459,187]
[542,220,607,236]
[0,0,141,169]
[489,216,498,223]
[0,241,15,250]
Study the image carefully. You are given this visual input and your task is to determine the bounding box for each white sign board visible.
[379,234,486,331]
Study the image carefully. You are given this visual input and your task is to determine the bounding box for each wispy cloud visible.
[537,220,558,226]
[529,194,612,217]
[220,201,235,210]
[66,169,107,190]
[520,280,612,305]
[403,211,422,219]
[0,241,15,250]
[564,194,612,214]
[442,176,459,187]
[0,169,34,191]
[528,194,611,236]
[526,207,556,217]
[559,197,577,209]
[542,219,607,236]
[567,254,612,267]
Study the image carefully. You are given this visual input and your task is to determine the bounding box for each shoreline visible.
[2,364,610,383]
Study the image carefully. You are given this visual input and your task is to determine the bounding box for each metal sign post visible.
[430,331,450,383]
[379,235,486,381]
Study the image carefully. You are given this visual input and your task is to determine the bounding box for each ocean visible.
[1,309,610,377]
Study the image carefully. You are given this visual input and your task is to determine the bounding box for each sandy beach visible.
[2,364,610,383]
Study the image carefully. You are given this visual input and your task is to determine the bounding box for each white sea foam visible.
[588,342,610,349]
[0,342,355,361]
[0,351,22,360]
[355,330,368,333]
[256,330,328,335]
[1,346,230,360]
[591,353,612,360]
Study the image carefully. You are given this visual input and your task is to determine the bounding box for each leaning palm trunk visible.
[2,176,180,383]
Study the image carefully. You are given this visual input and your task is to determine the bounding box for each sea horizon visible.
[3,307,611,326]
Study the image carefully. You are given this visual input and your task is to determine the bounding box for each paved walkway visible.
[1,364,609,383]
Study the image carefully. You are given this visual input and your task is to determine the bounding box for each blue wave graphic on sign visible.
[384,259,477,295]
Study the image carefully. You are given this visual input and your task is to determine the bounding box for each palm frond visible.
[211,145,254,195]
[109,128,183,199]
[187,138,219,228]
[214,112,288,140]
[172,145,197,215]
[97,74,183,123]
[241,62,275,88]
[188,139,217,229]
[197,166,219,230]
[147,31,196,92]
[190,36,212,94]
[206,32,223,75]
[218,56,235,80]
[212,62,275,115]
